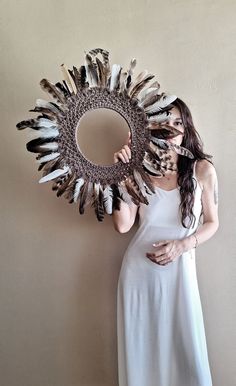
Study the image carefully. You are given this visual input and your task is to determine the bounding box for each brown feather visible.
[40,78,66,104]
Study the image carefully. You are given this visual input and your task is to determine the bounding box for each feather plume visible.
[103,185,113,214]
[128,71,155,98]
[39,166,70,183]
[118,183,133,205]
[133,168,149,198]
[79,180,89,214]
[84,53,99,87]
[73,177,85,202]
[92,182,105,221]
[138,84,160,105]
[95,57,107,87]
[16,118,40,130]
[26,138,58,153]
[61,64,77,94]
[39,79,66,104]
[109,64,122,91]
[36,152,60,163]
[32,127,59,139]
[137,167,156,194]
[56,173,77,197]
[144,94,177,114]
[147,111,170,123]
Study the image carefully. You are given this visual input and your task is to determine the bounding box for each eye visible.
[176,121,183,125]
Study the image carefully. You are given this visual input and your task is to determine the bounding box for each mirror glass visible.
[76,108,130,165]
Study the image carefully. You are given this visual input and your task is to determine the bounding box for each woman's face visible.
[164,106,185,146]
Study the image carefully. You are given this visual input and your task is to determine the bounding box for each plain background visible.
[0,1,235,385]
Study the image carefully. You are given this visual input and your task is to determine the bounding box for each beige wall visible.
[0,0,235,385]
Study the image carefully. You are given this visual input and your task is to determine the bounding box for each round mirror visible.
[76,108,130,165]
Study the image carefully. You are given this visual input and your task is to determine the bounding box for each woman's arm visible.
[112,199,139,233]
[182,159,219,251]
[146,159,219,265]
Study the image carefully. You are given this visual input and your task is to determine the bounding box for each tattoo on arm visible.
[214,179,218,205]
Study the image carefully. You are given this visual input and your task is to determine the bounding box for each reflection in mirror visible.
[76,108,130,165]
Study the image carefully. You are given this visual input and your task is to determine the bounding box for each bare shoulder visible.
[195,159,217,188]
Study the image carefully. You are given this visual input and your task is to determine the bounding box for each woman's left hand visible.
[146,239,184,265]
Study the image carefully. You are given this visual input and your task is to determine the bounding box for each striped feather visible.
[39,166,70,183]
[40,79,66,104]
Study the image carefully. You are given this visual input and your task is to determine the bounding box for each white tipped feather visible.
[38,118,57,128]
[138,87,159,104]
[36,152,60,163]
[28,127,59,140]
[35,127,59,139]
[35,99,61,114]
[61,63,77,94]
[73,177,85,202]
[127,58,136,76]
[148,111,169,123]
[103,185,113,214]
[39,166,70,183]
[144,94,177,113]
[39,142,58,151]
[110,64,122,91]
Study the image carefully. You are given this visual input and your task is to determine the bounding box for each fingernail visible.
[152,243,157,247]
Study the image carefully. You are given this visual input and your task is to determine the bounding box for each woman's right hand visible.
[113,132,132,164]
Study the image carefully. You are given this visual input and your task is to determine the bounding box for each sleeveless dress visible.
[117,161,213,386]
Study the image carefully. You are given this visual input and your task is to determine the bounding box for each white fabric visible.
[117,161,213,386]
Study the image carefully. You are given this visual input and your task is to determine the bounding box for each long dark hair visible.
[172,98,212,228]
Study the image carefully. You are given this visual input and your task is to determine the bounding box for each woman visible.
[112,98,219,386]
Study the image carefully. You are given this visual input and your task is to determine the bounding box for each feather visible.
[147,111,170,123]
[60,63,77,94]
[16,118,40,130]
[39,156,62,174]
[84,53,99,87]
[118,183,133,205]
[79,180,89,214]
[56,173,76,197]
[128,71,155,98]
[35,99,62,113]
[95,57,107,87]
[36,152,60,163]
[138,84,160,105]
[144,94,177,114]
[88,48,110,67]
[103,185,113,214]
[150,137,194,159]
[111,184,122,211]
[72,66,82,91]
[73,177,85,202]
[26,138,58,153]
[39,166,70,183]
[109,64,122,91]
[54,81,70,98]
[149,124,183,139]
[126,58,137,89]
[124,177,145,205]
[119,71,128,93]
[137,167,156,194]
[133,168,150,198]
[92,182,105,221]
[167,143,194,159]
[39,79,66,104]
[142,157,164,176]
[140,91,162,109]
[32,127,59,139]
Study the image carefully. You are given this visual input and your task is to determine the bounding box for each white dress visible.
[117,161,213,386]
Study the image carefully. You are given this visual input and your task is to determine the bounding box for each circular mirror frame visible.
[16,48,194,221]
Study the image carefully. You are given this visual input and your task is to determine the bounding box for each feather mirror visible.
[16,47,193,221]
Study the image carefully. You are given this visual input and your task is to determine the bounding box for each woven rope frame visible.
[58,87,149,184]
